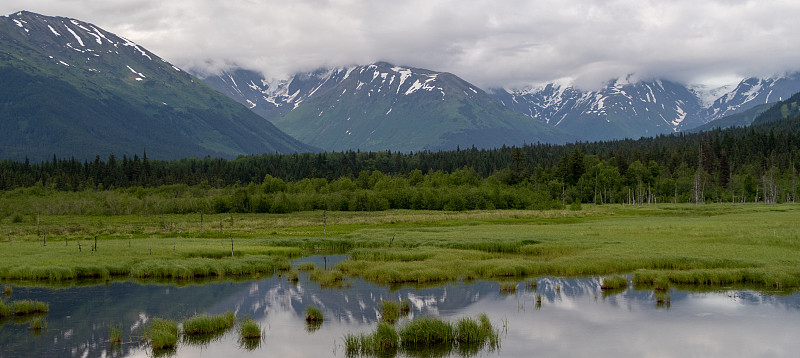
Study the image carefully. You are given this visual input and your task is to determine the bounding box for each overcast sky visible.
[2,0,799,89]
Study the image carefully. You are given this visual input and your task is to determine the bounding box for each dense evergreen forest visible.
[1,96,799,215]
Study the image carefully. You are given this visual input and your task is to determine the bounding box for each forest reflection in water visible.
[1,257,799,358]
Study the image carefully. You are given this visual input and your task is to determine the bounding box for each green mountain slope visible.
[0,11,313,161]
[273,63,571,152]
[751,91,800,126]
[686,102,773,133]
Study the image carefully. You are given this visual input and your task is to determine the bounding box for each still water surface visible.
[1,256,799,358]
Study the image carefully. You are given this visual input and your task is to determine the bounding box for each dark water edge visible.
[1,259,799,358]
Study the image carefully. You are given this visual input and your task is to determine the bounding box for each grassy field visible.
[1,204,799,290]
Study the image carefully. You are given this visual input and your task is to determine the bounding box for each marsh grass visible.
[399,317,455,346]
[286,270,299,282]
[380,300,400,323]
[28,317,46,331]
[11,300,49,316]
[305,306,323,322]
[0,299,10,318]
[525,279,537,291]
[109,323,122,343]
[655,290,671,309]
[239,318,261,339]
[348,314,499,356]
[498,282,517,294]
[309,268,345,288]
[345,322,399,356]
[3,285,11,297]
[399,300,411,314]
[601,275,628,290]
[182,311,235,336]
[149,318,178,350]
[3,205,800,291]
[297,262,316,271]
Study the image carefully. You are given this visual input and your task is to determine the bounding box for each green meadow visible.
[1,204,799,291]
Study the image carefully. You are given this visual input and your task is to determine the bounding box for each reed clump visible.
[0,299,10,317]
[182,311,235,336]
[345,314,500,356]
[601,275,628,290]
[305,305,323,322]
[498,282,517,294]
[297,262,316,271]
[109,323,122,343]
[29,317,46,331]
[11,300,49,316]
[399,317,454,346]
[239,317,261,339]
[655,290,671,308]
[3,285,11,297]
[399,300,411,314]
[380,300,400,323]
[309,268,344,288]
[149,318,179,350]
[344,322,399,356]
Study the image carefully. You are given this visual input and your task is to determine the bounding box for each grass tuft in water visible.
[498,282,517,294]
[305,305,323,322]
[3,285,11,297]
[399,300,411,314]
[11,300,49,316]
[309,268,345,288]
[348,322,399,355]
[182,311,235,336]
[601,275,628,290]
[347,314,500,355]
[297,262,316,271]
[29,317,46,331]
[399,317,455,346]
[343,332,361,355]
[0,300,11,318]
[149,318,178,350]
[380,300,400,323]
[239,317,261,339]
[655,290,671,309]
[109,323,122,343]
[373,322,399,351]
[653,276,671,291]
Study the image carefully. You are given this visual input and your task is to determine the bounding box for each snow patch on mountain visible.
[63,24,84,46]
[47,24,61,37]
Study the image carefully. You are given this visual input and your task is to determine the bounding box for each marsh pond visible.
[2,256,799,358]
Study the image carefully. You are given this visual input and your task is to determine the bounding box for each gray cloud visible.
[2,0,799,89]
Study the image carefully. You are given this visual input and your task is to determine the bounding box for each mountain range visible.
[202,62,571,152]
[204,66,800,145]
[0,11,313,162]
[3,10,800,162]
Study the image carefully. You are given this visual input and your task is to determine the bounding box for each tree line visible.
[1,109,799,214]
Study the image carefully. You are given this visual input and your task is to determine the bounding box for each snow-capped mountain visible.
[700,73,800,122]
[207,60,800,146]
[0,11,313,161]
[490,77,704,140]
[490,73,800,141]
[201,67,354,121]
[202,62,570,152]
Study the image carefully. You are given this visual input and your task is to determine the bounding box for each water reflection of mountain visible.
[0,279,249,358]
[2,266,799,358]
[213,272,800,329]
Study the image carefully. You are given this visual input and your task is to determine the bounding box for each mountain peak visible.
[0,11,314,161]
